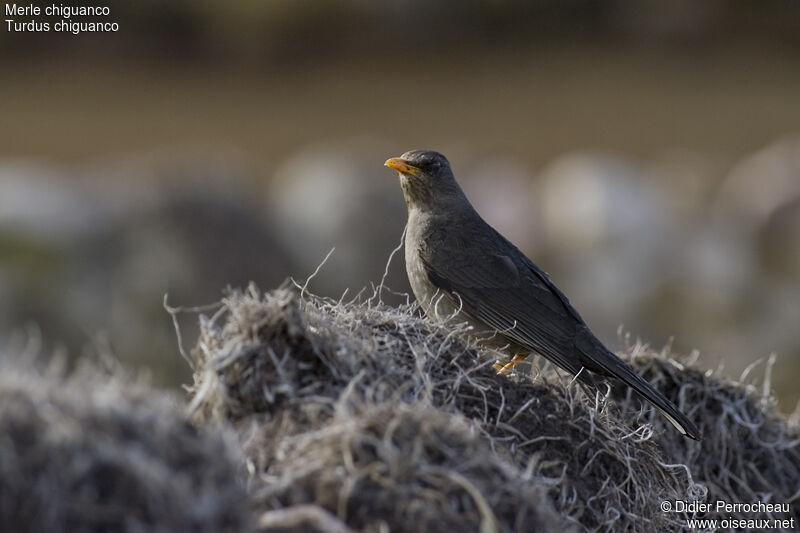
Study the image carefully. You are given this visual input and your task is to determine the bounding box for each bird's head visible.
[385,150,465,212]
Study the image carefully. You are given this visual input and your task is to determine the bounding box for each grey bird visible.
[385,149,700,440]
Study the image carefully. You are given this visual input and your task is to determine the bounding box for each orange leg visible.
[492,353,529,375]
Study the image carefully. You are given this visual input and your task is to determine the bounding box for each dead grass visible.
[0,351,252,533]
[186,284,709,531]
[3,282,797,531]
[616,347,800,523]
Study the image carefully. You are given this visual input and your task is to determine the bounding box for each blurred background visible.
[1,1,799,410]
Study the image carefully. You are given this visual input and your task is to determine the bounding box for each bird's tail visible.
[575,328,701,440]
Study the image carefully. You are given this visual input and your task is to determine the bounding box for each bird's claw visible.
[492,360,510,374]
[493,354,528,376]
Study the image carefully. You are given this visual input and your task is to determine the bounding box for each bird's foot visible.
[493,354,528,376]
[492,360,508,373]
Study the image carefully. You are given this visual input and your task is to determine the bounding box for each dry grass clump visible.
[0,353,252,533]
[5,280,796,532]
[253,403,573,533]
[616,347,800,524]
[187,285,703,531]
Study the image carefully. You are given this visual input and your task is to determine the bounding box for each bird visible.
[384,149,700,440]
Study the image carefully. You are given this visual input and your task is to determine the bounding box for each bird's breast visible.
[403,212,468,323]
[405,219,434,308]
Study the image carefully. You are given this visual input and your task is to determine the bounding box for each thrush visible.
[385,149,700,440]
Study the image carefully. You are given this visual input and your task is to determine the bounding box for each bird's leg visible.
[493,353,529,375]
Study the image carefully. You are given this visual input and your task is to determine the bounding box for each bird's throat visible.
[400,176,433,208]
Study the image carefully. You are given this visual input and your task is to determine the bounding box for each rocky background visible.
[1,0,799,410]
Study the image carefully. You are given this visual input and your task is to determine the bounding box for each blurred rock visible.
[0,160,105,241]
[714,136,800,233]
[538,152,672,252]
[759,198,800,279]
[269,140,409,298]
[458,155,539,247]
[650,150,729,215]
[536,152,678,335]
[0,152,294,386]
[678,225,755,312]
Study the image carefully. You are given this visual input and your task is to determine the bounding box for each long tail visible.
[575,328,701,440]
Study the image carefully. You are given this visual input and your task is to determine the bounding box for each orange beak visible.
[384,157,421,176]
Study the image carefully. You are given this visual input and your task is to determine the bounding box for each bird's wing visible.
[418,221,700,439]
[418,222,586,377]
